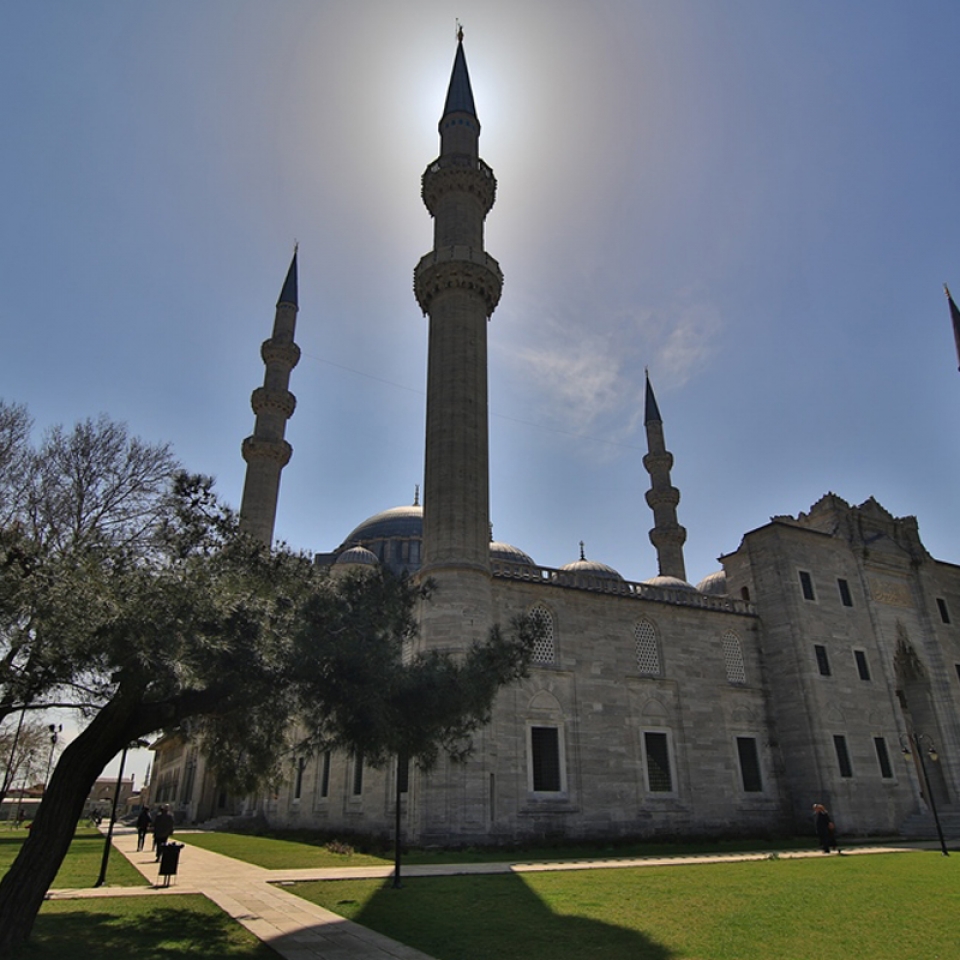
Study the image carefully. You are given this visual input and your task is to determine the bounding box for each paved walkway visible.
[44,828,954,960]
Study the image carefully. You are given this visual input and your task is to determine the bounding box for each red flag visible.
[946,285,960,372]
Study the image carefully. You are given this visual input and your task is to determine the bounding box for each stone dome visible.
[489,541,536,566]
[334,545,380,567]
[643,574,697,592]
[696,570,728,596]
[344,504,423,544]
[559,557,623,581]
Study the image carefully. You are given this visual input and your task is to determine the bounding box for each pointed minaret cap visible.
[443,31,477,119]
[644,369,662,425]
[277,247,298,308]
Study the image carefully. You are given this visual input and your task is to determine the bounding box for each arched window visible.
[634,619,661,676]
[529,604,556,664]
[722,630,746,684]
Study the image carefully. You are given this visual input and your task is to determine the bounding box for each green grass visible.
[288,851,960,960]
[16,894,280,959]
[182,828,814,869]
[0,825,145,888]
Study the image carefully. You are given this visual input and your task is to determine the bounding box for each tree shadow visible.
[17,897,278,959]
[345,871,676,960]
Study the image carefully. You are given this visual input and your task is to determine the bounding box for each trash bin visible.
[158,842,184,887]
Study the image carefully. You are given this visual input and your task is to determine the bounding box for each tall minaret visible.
[414,31,501,647]
[239,250,301,546]
[643,373,688,581]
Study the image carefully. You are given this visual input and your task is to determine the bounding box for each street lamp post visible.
[44,724,62,792]
[94,739,149,887]
[900,733,949,857]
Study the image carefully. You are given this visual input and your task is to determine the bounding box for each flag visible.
[947,284,960,372]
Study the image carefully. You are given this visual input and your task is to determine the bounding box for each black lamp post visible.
[44,724,62,792]
[94,739,149,887]
[900,733,949,857]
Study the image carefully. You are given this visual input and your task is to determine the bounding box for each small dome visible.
[344,505,423,543]
[490,541,536,566]
[696,570,728,596]
[560,558,623,581]
[335,545,379,567]
[643,574,697,592]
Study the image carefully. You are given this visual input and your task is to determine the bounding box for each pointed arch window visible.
[635,619,662,676]
[529,604,556,664]
[722,630,746,685]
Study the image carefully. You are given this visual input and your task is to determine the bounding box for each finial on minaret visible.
[946,283,960,372]
[642,373,687,581]
[414,484,420,507]
[456,20,463,43]
[579,541,586,561]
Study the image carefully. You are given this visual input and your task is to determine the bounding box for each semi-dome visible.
[644,574,697,592]
[489,541,536,566]
[696,570,728,596]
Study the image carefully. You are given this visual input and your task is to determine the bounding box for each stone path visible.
[44,827,953,960]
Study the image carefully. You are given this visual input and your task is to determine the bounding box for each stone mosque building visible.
[150,37,960,845]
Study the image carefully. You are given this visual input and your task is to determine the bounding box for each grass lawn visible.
[183,828,813,870]
[0,825,145,888]
[16,894,280,959]
[288,851,960,960]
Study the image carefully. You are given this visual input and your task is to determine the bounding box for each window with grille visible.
[352,752,364,795]
[736,737,763,792]
[530,726,562,792]
[722,631,746,684]
[937,598,951,624]
[319,752,331,799]
[854,650,871,681]
[294,757,305,800]
[635,619,661,676]
[874,737,893,779]
[833,735,853,778]
[529,605,556,664]
[837,578,853,607]
[815,644,831,676]
[643,731,673,793]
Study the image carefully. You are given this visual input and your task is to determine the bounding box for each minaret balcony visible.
[241,435,292,467]
[250,386,297,419]
[414,246,503,317]
[422,155,496,216]
[260,339,301,369]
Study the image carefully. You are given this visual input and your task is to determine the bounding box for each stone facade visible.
[157,37,960,846]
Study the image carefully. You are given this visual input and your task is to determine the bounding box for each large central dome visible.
[332,504,535,576]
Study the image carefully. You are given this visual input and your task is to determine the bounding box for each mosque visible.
[149,37,960,845]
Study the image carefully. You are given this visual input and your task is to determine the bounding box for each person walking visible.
[152,804,174,861]
[135,806,152,852]
[813,803,838,853]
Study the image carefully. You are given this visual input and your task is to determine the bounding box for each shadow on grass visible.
[18,898,278,959]
[305,872,676,960]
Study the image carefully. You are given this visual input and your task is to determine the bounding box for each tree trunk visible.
[0,694,140,957]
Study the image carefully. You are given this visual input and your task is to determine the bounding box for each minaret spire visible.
[239,249,301,546]
[414,36,501,647]
[642,372,687,581]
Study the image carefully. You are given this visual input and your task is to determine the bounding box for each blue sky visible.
[4,1,960,781]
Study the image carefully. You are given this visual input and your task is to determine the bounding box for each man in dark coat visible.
[135,807,152,852]
[152,805,174,861]
[813,803,836,853]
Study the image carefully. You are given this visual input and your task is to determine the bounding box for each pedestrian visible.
[153,804,174,861]
[136,806,152,852]
[813,803,838,853]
